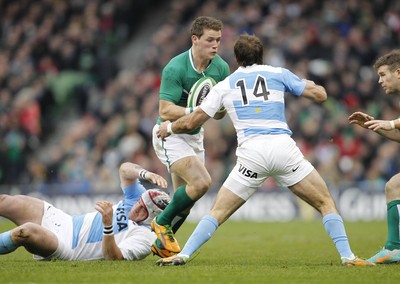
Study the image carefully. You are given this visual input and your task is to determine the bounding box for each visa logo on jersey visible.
[115,207,128,231]
[238,164,258,178]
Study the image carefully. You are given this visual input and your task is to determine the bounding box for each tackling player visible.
[156,34,374,267]
[151,16,230,257]
[0,162,170,261]
[348,49,400,264]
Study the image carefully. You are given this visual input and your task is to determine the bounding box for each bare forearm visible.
[118,162,168,189]
[376,128,400,142]
[119,162,141,179]
[363,118,400,142]
[172,115,200,133]
[302,80,327,103]
[157,109,210,139]
[171,109,210,134]
[159,101,188,122]
[102,235,124,260]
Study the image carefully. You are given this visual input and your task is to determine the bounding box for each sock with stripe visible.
[171,213,189,233]
[384,200,400,250]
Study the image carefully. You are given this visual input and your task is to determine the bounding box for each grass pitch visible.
[1,219,399,283]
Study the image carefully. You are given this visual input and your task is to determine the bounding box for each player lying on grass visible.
[349,49,400,264]
[0,162,170,261]
[155,34,375,267]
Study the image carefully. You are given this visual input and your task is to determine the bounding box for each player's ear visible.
[395,67,400,78]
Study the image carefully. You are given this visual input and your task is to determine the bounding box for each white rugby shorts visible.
[33,201,74,260]
[152,124,205,170]
[224,134,314,200]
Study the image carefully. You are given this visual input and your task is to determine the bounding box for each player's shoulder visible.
[165,50,190,68]
[162,51,190,77]
[252,64,284,73]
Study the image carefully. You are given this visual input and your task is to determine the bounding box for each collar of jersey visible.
[189,47,206,76]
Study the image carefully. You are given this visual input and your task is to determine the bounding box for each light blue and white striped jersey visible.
[201,64,306,146]
[69,180,152,260]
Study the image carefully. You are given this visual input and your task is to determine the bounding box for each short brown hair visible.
[234,34,264,67]
[373,49,400,72]
[190,16,223,38]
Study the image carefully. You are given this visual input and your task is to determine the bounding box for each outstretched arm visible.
[364,118,400,142]
[348,112,400,142]
[119,162,168,189]
[348,111,375,129]
[300,79,327,103]
[156,108,211,139]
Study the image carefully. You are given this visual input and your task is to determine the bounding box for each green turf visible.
[0,219,398,284]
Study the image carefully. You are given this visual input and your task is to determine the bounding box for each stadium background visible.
[0,0,399,221]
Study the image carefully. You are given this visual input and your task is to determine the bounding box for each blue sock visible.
[180,215,219,257]
[322,213,353,259]
[0,231,17,254]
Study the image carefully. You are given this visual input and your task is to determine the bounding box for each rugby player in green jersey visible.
[151,16,230,257]
[349,49,400,264]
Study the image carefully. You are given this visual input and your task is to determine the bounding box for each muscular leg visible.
[171,156,211,200]
[0,195,48,255]
[156,156,211,228]
[1,222,58,257]
[0,194,44,225]
[289,169,354,259]
[208,186,246,224]
[289,170,337,215]
[386,173,400,203]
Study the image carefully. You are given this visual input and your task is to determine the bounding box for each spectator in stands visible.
[0,0,400,199]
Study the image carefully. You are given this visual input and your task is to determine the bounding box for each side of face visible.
[377,65,400,94]
[128,198,148,224]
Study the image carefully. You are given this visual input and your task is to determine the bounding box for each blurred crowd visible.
[1,0,400,195]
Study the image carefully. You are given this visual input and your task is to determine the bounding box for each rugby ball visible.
[187,76,216,108]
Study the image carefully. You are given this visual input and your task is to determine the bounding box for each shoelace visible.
[161,224,176,242]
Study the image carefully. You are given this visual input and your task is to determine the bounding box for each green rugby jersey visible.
[157,48,230,133]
